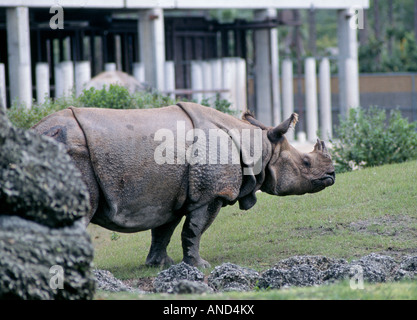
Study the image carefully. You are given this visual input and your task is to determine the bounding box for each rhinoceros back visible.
[69,106,191,232]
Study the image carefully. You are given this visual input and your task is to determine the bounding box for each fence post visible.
[282,58,294,141]
[0,63,7,110]
[75,61,91,97]
[36,63,50,104]
[305,57,318,142]
[191,60,204,102]
[319,58,332,140]
[164,61,175,99]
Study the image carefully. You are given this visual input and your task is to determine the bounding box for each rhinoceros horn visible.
[313,138,330,155]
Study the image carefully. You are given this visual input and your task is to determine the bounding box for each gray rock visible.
[153,262,205,293]
[171,280,213,294]
[208,263,259,292]
[321,262,351,283]
[392,256,417,281]
[0,216,95,300]
[273,255,348,272]
[0,110,90,228]
[258,264,322,290]
[259,255,349,289]
[0,110,95,300]
[85,71,146,94]
[399,256,417,272]
[94,269,136,293]
[350,253,398,283]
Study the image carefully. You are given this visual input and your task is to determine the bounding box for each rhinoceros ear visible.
[242,111,269,130]
[267,113,298,143]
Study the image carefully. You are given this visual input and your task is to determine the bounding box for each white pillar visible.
[254,9,280,126]
[210,59,223,99]
[270,23,281,125]
[337,9,360,117]
[36,63,50,105]
[164,61,176,100]
[105,63,117,72]
[191,61,204,102]
[202,61,213,100]
[75,61,91,97]
[54,64,63,98]
[319,58,332,140]
[235,58,247,113]
[0,63,7,110]
[222,57,238,110]
[6,7,32,108]
[282,59,294,141]
[138,9,166,91]
[60,61,74,97]
[345,58,360,109]
[305,58,318,142]
[133,62,145,83]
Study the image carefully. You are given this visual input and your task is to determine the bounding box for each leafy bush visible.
[331,107,417,173]
[79,85,136,109]
[7,85,236,129]
[6,96,78,129]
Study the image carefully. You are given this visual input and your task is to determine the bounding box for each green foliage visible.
[6,96,79,129]
[79,85,135,109]
[200,95,237,115]
[331,107,417,173]
[383,31,417,72]
[7,84,235,129]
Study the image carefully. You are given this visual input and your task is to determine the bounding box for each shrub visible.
[79,84,135,109]
[331,107,417,173]
[7,84,237,129]
[6,96,78,129]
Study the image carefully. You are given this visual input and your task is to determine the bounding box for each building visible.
[0,0,369,138]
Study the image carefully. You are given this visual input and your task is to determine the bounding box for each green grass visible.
[95,280,417,300]
[87,160,417,299]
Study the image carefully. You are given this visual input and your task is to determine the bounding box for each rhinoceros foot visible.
[183,257,211,269]
[146,253,175,268]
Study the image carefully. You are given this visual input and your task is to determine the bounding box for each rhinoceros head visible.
[243,112,335,196]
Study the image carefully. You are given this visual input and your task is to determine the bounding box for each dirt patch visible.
[123,277,154,292]
[349,214,417,239]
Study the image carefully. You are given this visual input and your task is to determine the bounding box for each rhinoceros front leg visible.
[145,216,183,267]
[181,199,222,268]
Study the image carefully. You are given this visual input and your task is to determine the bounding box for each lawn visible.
[87,160,417,298]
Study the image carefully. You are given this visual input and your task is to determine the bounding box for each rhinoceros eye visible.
[303,158,311,168]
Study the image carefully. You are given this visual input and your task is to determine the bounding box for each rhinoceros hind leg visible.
[181,199,222,268]
[145,216,183,267]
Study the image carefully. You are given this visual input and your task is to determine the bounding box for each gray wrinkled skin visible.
[32,102,335,268]
[0,216,95,300]
[208,263,259,292]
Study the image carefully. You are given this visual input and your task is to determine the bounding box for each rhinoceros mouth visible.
[318,173,335,187]
[311,173,335,192]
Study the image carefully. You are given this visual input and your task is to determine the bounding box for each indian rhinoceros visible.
[32,102,335,267]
